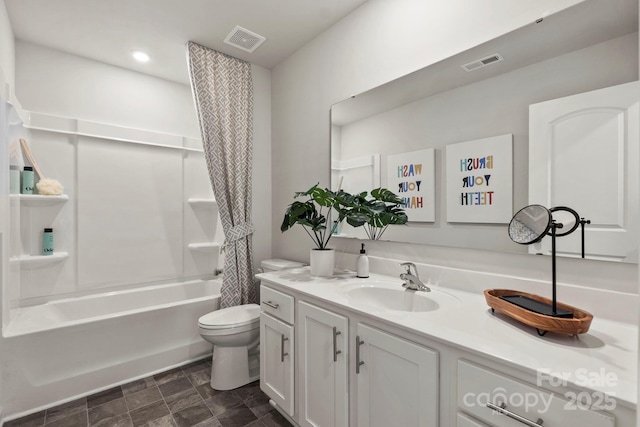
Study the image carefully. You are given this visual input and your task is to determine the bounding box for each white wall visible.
[16,41,199,138]
[0,1,14,420]
[0,0,14,99]
[251,64,272,266]
[271,0,637,296]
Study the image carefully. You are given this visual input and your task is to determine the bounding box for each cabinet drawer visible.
[457,360,614,427]
[260,285,294,324]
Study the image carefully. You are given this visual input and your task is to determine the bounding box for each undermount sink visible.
[344,281,461,313]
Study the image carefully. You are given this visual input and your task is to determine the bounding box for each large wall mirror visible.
[330,0,639,263]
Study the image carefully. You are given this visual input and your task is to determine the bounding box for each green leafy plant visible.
[336,187,408,240]
[281,183,340,250]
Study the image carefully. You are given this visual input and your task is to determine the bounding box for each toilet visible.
[198,258,304,390]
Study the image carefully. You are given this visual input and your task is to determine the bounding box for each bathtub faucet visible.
[399,262,430,292]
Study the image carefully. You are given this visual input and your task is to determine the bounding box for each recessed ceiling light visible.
[131,50,150,63]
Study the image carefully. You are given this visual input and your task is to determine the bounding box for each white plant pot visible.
[310,248,335,277]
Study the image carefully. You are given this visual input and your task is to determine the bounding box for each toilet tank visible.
[260,258,305,273]
[255,259,304,305]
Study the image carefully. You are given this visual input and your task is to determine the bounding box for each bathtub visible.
[5,278,222,336]
[3,278,221,419]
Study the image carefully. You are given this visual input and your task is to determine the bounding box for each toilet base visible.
[210,345,260,390]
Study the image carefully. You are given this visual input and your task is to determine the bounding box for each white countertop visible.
[257,267,638,408]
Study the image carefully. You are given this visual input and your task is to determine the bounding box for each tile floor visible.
[5,358,293,427]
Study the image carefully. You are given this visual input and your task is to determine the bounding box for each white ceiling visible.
[4,0,368,85]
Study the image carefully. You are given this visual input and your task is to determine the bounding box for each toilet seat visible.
[198,303,260,333]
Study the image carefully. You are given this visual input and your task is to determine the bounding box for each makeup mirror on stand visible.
[507,204,551,245]
[507,205,572,319]
[549,206,591,258]
[483,204,594,336]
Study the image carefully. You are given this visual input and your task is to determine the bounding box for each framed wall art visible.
[386,148,435,222]
[445,134,513,223]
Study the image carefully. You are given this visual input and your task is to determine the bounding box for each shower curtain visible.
[187,41,256,307]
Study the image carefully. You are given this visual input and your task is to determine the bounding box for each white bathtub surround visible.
[6,110,221,314]
[188,42,256,308]
[2,278,221,417]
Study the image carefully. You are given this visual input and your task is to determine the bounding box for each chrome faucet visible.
[399,262,430,292]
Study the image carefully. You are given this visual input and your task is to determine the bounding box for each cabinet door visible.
[260,313,294,416]
[298,302,349,427]
[356,323,438,427]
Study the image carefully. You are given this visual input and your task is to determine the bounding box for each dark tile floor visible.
[5,359,293,427]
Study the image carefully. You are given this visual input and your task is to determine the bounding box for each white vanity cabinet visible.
[259,282,440,427]
[258,274,632,427]
[298,301,349,427]
[355,323,439,427]
[260,286,295,417]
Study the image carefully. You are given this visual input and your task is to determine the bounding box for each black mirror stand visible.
[550,221,563,316]
[579,218,591,258]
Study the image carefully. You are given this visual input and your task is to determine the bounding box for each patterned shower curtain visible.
[187,41,256,307]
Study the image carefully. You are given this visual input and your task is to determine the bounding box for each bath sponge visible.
[36,178,64,195]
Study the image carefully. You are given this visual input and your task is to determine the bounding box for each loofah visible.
[36,178,64,195]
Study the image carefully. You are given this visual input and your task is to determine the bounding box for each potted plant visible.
[336,187,408,240]
[281,183,341,276]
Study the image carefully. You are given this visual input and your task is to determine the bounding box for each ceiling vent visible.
[461,53,504,72]
[223,26,266,53]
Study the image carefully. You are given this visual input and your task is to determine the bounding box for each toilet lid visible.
[198,303,261,330]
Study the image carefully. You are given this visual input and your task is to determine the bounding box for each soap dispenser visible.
[356,243,369,278]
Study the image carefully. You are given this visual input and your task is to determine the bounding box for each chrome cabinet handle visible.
[280,335,289,362]
[487,402,544,427]
[263,300,279,309]
[332,327,342,362]
[355,336,365,374]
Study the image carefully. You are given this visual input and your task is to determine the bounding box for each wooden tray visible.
[484,289,593,336]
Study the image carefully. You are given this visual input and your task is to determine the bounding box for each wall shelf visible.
[10,194,69,206]
[188,242,221,252]
[188,198,216,208]
[9,252,69,268]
